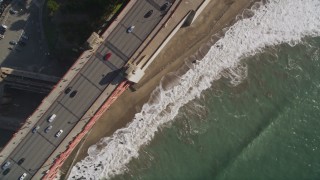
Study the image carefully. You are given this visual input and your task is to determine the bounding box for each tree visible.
[47,0,59,15]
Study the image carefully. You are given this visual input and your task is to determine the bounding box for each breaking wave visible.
[69,0,320,179]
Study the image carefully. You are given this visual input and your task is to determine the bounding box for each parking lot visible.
[0,0,61,76]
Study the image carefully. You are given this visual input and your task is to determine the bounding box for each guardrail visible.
[43,80,131,180]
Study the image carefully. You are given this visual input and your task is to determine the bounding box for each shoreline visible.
[61,0,257,178]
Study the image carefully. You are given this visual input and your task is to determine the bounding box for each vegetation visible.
[63,0,126,28]
[43,0,126,67]
[47,0,59,15]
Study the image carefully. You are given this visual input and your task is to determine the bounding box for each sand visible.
[60,0,257,177]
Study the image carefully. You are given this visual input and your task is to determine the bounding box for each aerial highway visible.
[0,0,172,179]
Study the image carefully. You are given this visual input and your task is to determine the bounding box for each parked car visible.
[45,125,53,133]
[1,24,8,30]
[9,8,18,14]
[47,114,56,123]
[55,130,63,137]
[18,40,26,46]
[21,34,29,40]
[127,25,135,33]
[9,40,17,45]
[32,126,40,133]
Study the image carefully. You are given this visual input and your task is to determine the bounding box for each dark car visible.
[32,126,40,133]
[144,10,153,18]
[104,53,112,61]
[64,87,72,94]
[18,41,26,46]
[9,40,17,45]
[21,35,29,40]
[17,158,25,165]
[45,125,52,133]
[2,168,10,175]
[160,2,171,11]
[70,90,77,98]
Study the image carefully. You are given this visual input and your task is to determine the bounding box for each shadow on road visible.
[9,19,26,31]
[99,68,122,86]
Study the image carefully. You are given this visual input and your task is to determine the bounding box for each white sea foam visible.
[69,0,320,179]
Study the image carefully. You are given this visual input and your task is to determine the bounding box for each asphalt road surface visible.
[0,0,171,179]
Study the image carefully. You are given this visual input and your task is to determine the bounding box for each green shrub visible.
[47,0,59,15]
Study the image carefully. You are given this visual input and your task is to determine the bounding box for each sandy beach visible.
[61,0,256,177]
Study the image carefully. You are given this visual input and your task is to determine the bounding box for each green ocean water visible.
[113,37,320,180]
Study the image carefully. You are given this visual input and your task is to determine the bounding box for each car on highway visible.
[2,168,10,175]
[17,158,25,165]
[9,40,17,45]
[160,2,172,11]
[45,125,53,133]
[144,10,153,18]
[55,130,63,137]
[19,173,27,180]
[104,52,112,61]
[1,161,10,170]
[70,90,77,98]
[127,25,135,33]
[47,114,57,123]
[32,126,40,133]
[64,87,72,94]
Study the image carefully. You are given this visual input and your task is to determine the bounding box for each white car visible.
[55,130,63,137]
[19,173,27,180]
[127,25,135,33]
[47,114,56,123]
[1,24,8,29]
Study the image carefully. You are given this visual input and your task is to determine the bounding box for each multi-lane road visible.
[0,0,171,179]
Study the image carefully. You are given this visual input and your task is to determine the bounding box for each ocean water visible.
[68,0,320,179]
[113,37,320,180]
